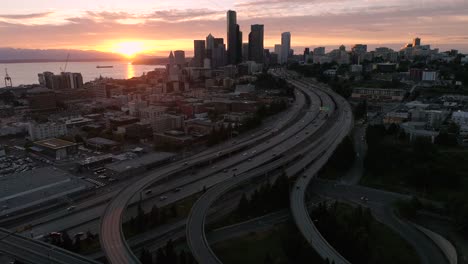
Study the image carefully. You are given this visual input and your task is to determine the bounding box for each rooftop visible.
[105,152,176,173]
[34,138,77,150]
[0,167,92,216]
[87,137,119,146]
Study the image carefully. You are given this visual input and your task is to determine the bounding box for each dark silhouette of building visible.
[193,40,206,67]
[227,10,242,65]
[248,24,264,63]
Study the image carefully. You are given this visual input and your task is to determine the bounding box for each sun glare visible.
[113,41,145,58]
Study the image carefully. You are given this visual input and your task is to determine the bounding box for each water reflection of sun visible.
[127,62,135,79]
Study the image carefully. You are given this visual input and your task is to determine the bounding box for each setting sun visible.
[113,41,145,58]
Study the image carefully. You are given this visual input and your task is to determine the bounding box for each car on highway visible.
[145,190,152,195]
[360,196,369,202]
[232,168,238,171]
[67,206,76,211]
[159,196,168,201]
[98,175,108,179]
[173,187,182,192]
[184,162,188,165]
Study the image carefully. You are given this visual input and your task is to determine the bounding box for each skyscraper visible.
[248,24,264,63]
[242,43,249,62]
[193,40,205,67]
[281,32,291,64]
[206,34,215,63]
[174,50,186,67]
[169,51,175,66]
[413,37,421,47]
[227,10,241,65]
[213,38,226,69]
[274,44,282,64]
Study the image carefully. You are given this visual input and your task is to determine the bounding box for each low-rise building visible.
[86,137,120,151]
[400,122,439,143]
[32,138,78,160]
[452,111,468,127]
[154,130,194,147]
[351,88,406,101]
[105,152,176,178]
[28,121,68,141]
[0,167,92,217]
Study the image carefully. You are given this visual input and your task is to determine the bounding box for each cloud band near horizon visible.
[0,0,467,55]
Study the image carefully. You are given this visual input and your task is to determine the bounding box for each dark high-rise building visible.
[174,50,186,67]
[303,48,310,61]
[280,32,291,64]
[193,40,206,67]
[213,38,226,68]
[242,43,249,62]
[237,25,243,64]
[227,10,242,65]
[413,37,421,47]
[248,24,264,63]
[206,34,215,63]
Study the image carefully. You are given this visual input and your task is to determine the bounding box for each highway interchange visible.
[99,69,330,263]
[0,70,451,264]
[185,73,354,264]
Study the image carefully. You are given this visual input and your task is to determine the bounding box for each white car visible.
[159,196,168,201]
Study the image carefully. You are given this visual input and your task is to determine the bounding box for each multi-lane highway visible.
[1,75,309,263]
[185,73,352,264]
[4,84,305,235]
[0,228,100,264]
[289,78,353,264]
[98,80,328,263]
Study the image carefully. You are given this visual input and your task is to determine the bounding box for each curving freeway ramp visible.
[185,77,351,264]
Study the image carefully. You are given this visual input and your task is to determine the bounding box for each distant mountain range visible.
[0,48,126,63]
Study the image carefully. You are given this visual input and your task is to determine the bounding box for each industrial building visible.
[32,138,78,160]
[0,167,92,217]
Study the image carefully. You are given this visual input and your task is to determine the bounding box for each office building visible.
[314,47,325,56]
[227,10,242,65]
[274,44,282,64]
[193,40,206,67]
[174,50,186,67]
[206,34,215,63]
[38,72,83,90]
[413,37,421,47]
[212,38,226,69]
[352,44,367,54]
[303,48,310,61]
[242,43,249,62]
[28,121,68,141]
[248,24,264,63]
[281,32,291,64]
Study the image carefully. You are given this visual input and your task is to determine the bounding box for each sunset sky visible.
[1,0,467,57]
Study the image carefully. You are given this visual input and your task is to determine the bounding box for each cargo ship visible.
[96,65,113,68]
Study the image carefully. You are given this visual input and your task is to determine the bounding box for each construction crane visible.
[4,68,12,87]
[60,53,70,73]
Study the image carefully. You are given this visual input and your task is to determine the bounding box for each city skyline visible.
[1,0,468,57]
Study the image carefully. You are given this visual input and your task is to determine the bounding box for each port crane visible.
[60,53,70,73]
[4,68,12,87]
